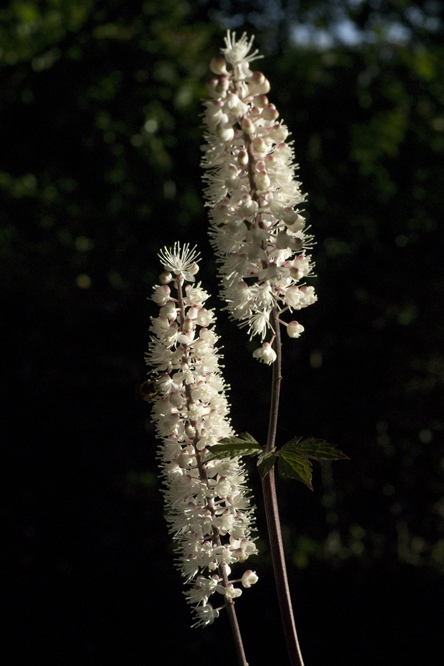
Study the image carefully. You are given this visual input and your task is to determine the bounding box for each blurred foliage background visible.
[2,0,444,664]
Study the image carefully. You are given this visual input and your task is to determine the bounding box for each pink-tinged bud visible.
[248,71,270,95]
[241,570,259,588]
[250,106,261,118]
[159,270,172,284]
[183,318,194,333]
[185,423,196,439]
[187,306,198,319]
[188,262,200,276]
[238,149,249,165]
[254,94,269,108]
[262,103,279,121]
[215,75,229,93]
[241,117,255,134]
[205,78,220,97]
[256,172,270,190]
[152,284,171,304]
[209,55,228,75]
[216,124,234,142]
[252,137,268,154]
[250,71,265,85]
[287,321,305,338]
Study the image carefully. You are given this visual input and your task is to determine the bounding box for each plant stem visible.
[261,307,305,666]
[177,275,249,666]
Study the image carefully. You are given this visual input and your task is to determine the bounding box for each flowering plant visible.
[145,32,347,666]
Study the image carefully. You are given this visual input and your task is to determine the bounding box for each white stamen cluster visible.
[201,31,317,363]
[146,243,258,627]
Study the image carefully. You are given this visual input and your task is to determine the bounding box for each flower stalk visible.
[262,313,305,666]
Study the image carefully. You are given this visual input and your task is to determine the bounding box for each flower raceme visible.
[146,243,258,627]
[201,32,317,363]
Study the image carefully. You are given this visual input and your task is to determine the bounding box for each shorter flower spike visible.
[146,242,258,627]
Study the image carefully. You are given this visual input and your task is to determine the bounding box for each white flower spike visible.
[146,243,258,627]
[202,31,317,362]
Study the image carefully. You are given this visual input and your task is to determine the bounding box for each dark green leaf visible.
[278,451,313,490]
[283,437,349,462]
[257,451,277,478]
[205,433,262,461]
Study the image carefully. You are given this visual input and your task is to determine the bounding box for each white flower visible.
[192,603,220,628]
[158,242,200,282]
[252,342,277,365]
[146,242,258,626]
[201,32,317,362]
[220,31,263,67]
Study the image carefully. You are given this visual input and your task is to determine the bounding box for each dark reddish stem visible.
[261,307,306,666]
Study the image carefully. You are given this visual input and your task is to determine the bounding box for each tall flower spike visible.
[201,31,317,363]
[146,243,258,627]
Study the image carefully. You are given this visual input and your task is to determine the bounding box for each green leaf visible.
[257,451,277,478]
[278,450,313,490]
[283,437,349,462]
[205,433,262,462]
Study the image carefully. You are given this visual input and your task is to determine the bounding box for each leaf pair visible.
[275,437,349,490]
[205,433,348,490]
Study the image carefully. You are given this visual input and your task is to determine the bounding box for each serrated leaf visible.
[257,451,277,478]
[205,433,262,462]
[283,437,349,462]
[236,432,260,445]
[278,449,313,490]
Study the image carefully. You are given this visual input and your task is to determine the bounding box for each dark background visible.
[2,0,444,664]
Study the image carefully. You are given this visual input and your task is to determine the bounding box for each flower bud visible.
[152,284,171,304]
[159,270,172,284]
[216,124,235,142]
[287,321,305,338]
[241,570,259,588]
[205,78,220,98]
[185,423,196,439]
[183,318,194,333]
[159,301,177,320]
[262,103,279,121]
[238,149,249,166]
[209,55,228,75]
[254,94,269,108]
[256,172,270,190]
[241,117,255,134]
[215,75,229,93]
[252,137,268,154]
